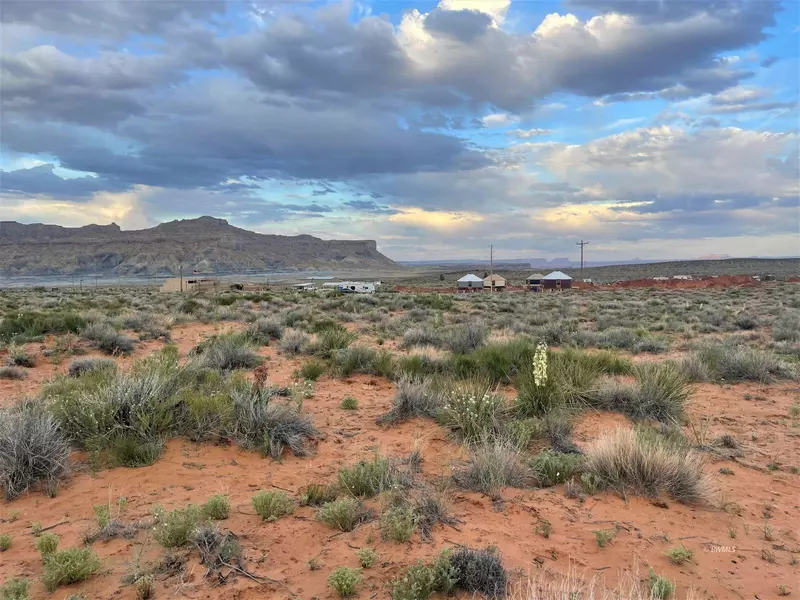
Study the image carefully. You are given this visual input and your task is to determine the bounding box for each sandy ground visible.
[1,324,799,599]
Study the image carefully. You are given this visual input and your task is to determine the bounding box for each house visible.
[542,271,572,290]
[483,274,506,291]
[457,274,483,292]
[526,273,545,292]
[160,277,218,293]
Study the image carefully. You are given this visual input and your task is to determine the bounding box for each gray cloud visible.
[424,8,493,42]
[0,164,127,197]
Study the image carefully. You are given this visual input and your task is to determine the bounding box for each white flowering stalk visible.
[533,341,548,387]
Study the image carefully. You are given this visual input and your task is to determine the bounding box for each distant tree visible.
[439,273,445,281]
[483,271,489,278]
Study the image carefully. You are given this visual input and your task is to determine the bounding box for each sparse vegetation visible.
[328,566,362,597]
[41,547,101,592]
[252,490,296,521]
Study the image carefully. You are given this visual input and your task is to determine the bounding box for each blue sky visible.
[1,0,798,261]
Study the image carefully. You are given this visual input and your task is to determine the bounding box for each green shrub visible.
[378,376,440,425]
[299,359,326,381]
[196,334,263,371]
[180,388,234,442]
[331,345,378,377]
[67,357,117,378]
[108,434,164,467]
[357,547,378,568]
[317,498,365,532]
[594,362,690,422]
[340,396,358,410]
[314,325,357,357]
[41,547,101,592]
[153,505,203,547]
[247,317,284,343]
[773,312,800,342]
[278,329,308,355]
[594,529,617,547]
[380,504,418,542]
[252,490,295,521]
[445,323,487,354]
[0,534,12,551]
[202,494,231,520]
[455,439,529,493]
[0,578,30,600]
[692,343,795,382]
[300,482,339,506]
[649,569,675,599]
[665,545,693,565]
[401,327,442,349]
[584,428,710,504]
[529,449,584,487]
[0,366,25,380]
[338,455,398,498]
[8,346,35,368]
[439,379,506,443]
[35,533,59,557]
[0,311,85,343]
[134,574,156,600]
[328,566,362,597]
[449,546,507,598]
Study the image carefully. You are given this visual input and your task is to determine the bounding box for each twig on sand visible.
[39,520,69,533]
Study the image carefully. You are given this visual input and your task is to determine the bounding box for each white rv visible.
[337,282,375,294]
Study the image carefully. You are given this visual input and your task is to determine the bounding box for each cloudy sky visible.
[1,0,798,261]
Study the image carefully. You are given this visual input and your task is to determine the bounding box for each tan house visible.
[483,274,506,291]
[160,277,218,293]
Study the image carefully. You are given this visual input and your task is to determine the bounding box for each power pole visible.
[576,240,589,281]
[490,245,494,292]
[179,260,184,293]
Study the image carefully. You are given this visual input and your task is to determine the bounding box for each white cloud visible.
[482,113,519,127]
[508,128,553,138]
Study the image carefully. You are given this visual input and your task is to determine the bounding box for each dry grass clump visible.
[67,357,117,378]
[593,362,690,422]
[378,376,441,425]
[584,428,710,504]
[454,438,530,493]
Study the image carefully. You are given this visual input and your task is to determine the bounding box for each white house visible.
[543,271,573,290]
[457,274,483,292]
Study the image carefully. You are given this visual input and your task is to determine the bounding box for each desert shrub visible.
[202,494,231,520]
[594,362,690,422]
[179,388,234,442]
[278,329,309,355]
[317,498,366,532]
[0,578,29,600]
[153,505,203,548]
[331,345,378,377]
[665,545,693,565]
[314,325,357,357]
[453,338,536,384]
[338,454,401,497]
[455,439,529,493]
[8,346,35,368]
[733,315,759,330]
[449,547,507,598]
[633,337,670,354]
[502,418,546,449]
[584,428,710,504]
[299,359,326,380]
[81,322,136,355]
[691,343,796,382]
[196,334,262,371]
[439,379,507,443]
[340,396,358,410]
[594,529,617,547]
[773,311,800,342]
[530,449,584,487]
[191,524,242,572]
[413,489,459,539]
[357,547,378,568]
[41,547,101,592]
[378,376,440,425]
[247,317,284,343]
[229,382,318,458]
[35,533,59,557]
[0,534,12,551]
[401,327,442,349]
[67,357,117,378]
[597,327,639,350]
[0,311,85,343]
[300,482,339,506]
[559,348,633,376]
[445,322,487,354]
[391,551,457,600]
[252,490,296,521]
[107,434,164,467]
[0,366,25,380]
[380,503,418,542]
[0,400,70,499]
[395,353,443,379]
[515,349,603,417]
[649,570,676,599]
[328,566,362,597]
[134,574,156,600]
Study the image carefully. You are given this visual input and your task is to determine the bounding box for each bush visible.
[81,322,136,355]
[331,345,378,377]
[0,400,70,499]
[0,311,85,343]
[67,357,117,378]
[41,547,101,592]
[530,449,584,487]
[134,574,156,600]
[196,334,263,371]
[230,383,318,459]
[180,388,234,443]
[300,482,339,506]
[338,455,399,498]
[247,317,284,343]
[455,439,529,493]
[202,494,230,520]
[381,378,436,425]
[773,312,800,342]
[299,359,326,380]
[594,362,690,422]
[0,366,25,380]
[594,529,617,547]
[649,569,676,599]
[633,337,670,354]
[0,578,29,600]
[314,325,357,357]
[597,327,639,350]
[380,503,418,542]
[357,547,377,568]
[665,545,693,565]
[318,498,366,532]
[252,490,295,521]
[35,533,59,557]
[0,534,12,551]
[439,379,506,443]
[153,505,203,547]
[401,327,442,349]
[340,396,358,410]
[691,343,796,382]
[391,551,457,600]
[328,566,362,597]
[8,346,35,368]
[584,428,710,504]
[445,323,487,354]
[449,547,507,598]
[278,329,309,355]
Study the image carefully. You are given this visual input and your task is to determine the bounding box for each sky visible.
[1,0,798,262]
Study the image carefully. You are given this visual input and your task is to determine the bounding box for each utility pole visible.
[576,240,589,281]
[490,245,494,292]
[179,260,184,293]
